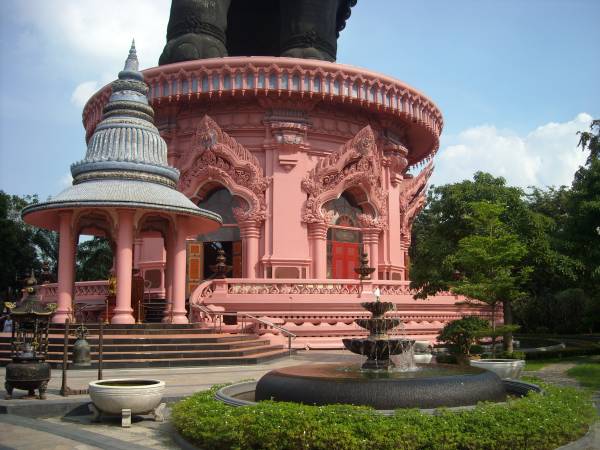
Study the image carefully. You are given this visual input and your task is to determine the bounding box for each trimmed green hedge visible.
[172,384,597,450]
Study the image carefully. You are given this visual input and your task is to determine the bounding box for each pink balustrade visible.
[189,278,496,349]
[82,57,442,168]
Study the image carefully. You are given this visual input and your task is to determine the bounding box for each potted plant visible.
[470,324,526,378]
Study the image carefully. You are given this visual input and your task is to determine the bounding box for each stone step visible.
[49,322,198,329]
[48,327,216,335]
[0,344,282,361]
[0,348,291,369]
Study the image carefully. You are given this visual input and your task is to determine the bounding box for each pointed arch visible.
[301,125,387,229]
[178,115,269,223]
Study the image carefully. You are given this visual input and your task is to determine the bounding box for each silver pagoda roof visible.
[23,41,221,231]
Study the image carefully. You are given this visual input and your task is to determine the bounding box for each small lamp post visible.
[4,272,56,399]
[354,252,375,298]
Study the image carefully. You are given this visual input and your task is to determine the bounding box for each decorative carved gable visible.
[400,161,433,240]
[301,125,387,228]
[178,115,269,223]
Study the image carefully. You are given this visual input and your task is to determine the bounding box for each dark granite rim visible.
[216,379,543,414]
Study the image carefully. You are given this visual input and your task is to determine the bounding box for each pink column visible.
[308,223,328,279]
[170,216,189,324]
[112,209,135,324]
[53,211,74,323]
[162,231,175,322]
[363,229,380,280]
[239,221,260,279]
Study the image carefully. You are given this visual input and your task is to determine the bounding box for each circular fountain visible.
[254,298,508,409]
[227,256,537,410]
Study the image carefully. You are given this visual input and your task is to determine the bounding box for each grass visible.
[567,363,600,390]
[524,354,600,372]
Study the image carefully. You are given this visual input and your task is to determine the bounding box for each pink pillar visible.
[53,211,74,323]
[170,216,189,324]
[308,223,328,278]
[162,231,175,322]
[363,229,380,280]
[112,209,135,324]
[239,221,260,279]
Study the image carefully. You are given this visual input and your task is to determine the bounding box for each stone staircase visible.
[142,298,168,323]
[0,323,290,369]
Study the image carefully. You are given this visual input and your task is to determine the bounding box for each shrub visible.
[437,316,490,356]
[172,384,597,450]
[482,350,526,360]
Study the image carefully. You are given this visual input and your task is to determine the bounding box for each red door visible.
[331,241,360,279]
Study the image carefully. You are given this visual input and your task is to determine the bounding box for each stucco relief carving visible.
[301,125,388,228]
[178,115,269,223]
[399,161,433,243]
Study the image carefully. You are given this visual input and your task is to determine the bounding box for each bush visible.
[172,384,597,450]
[437,316,490,356]
[482,351,526,360]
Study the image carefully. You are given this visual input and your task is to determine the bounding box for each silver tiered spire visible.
[23,42,221,227]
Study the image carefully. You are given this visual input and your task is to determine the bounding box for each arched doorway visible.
[187,187,244,294]
[324,193,364,279]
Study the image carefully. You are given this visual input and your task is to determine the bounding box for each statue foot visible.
[281,47,334,62]
[159,33,227,64]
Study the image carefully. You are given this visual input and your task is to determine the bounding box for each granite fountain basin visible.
[253,363,508,409]
[88,379,166,426]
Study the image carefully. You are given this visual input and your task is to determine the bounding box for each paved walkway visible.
[0,351,356,450]
[524,363,600,450]
[0,353,597,450]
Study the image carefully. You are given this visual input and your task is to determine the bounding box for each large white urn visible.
[469,359,526,379]
[88,379,166,427]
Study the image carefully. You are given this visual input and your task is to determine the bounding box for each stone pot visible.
[469,359,525,379]
[88,379,166,426]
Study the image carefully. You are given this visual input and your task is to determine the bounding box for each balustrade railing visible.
[83,57,443,156]
[190,303,296,356]
[38,281,109,303]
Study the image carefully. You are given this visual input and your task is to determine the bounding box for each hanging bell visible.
[72,325,91,367]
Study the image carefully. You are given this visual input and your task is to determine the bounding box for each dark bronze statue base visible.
[160,0,357,64]
[5,360,51,400]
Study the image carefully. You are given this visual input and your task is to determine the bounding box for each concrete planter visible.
[413,354,433,364]
[469,359,525,379]
[88,379,166,426]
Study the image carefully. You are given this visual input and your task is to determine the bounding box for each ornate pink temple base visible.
[74,56,491,345]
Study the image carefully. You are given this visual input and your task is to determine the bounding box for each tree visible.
[0,192,42,299]
[562,118,600,331]
[444,201,531,352]
[410,172,529,300]
[76,237,113,281]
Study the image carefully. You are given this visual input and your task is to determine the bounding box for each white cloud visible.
[14,0,169,72]
[59,172,72,188]
[431,113,592,189]
[70,81,100,107]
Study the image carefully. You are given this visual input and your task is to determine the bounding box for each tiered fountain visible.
[343,252,415,370]
[342,300,414,370]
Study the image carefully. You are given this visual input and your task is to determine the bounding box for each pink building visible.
[72,56,492,347]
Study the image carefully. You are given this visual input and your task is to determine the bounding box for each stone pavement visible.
[0,352,597,450]
[0,350,357,450]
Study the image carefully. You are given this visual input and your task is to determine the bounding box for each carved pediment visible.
[400,161,433,239]
[178,115,269,224]
[301,125,387,227]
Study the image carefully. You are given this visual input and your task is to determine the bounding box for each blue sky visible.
[1,0,598,200]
